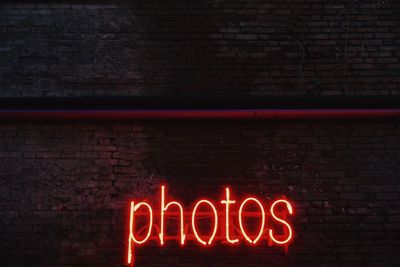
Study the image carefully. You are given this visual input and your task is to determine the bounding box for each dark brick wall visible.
[1,0,400,96]
[1,1,400,266]
[1,121,400,266]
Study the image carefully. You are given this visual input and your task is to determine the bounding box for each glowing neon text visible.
[127,185,294,266]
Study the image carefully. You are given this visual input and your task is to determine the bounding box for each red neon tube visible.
[0,109,399,120]
[127,185,295,266]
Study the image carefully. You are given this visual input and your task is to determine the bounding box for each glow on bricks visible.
[127,185,295,266]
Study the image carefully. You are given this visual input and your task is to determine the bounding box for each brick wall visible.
[1,1,400,267]
[0,0,399,96]
[1,121,399,266]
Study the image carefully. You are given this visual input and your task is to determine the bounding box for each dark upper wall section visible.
[0,1,399,97]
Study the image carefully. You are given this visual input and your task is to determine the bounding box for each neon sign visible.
[127,185,294,266]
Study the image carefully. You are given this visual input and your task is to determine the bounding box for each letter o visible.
[191,200,218,245]
[238,197,265,244]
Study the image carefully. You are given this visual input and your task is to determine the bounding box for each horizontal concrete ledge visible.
[0,96,400,120]
[0,109,400,120]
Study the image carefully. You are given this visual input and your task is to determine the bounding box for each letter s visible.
[269,199,294,245]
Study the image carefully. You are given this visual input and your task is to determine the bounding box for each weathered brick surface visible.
[0,1,400,96]
[0,121,399,266]
[1,1,400,266]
